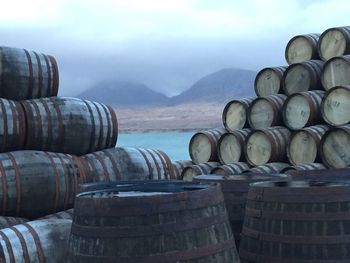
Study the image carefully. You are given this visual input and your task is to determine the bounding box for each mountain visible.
[77,81,169,106]
[170,68,256,104]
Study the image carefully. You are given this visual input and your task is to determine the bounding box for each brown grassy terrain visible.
[115,102,225,132]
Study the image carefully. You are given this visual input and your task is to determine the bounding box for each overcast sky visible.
[1,0,350,96]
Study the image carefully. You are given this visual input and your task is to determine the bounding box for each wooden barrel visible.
[0,216,28,229]
[193,173,290,248]
[285,34,320,65]
[245,127,291,166]
[282,60,324,95]
[287,125,331,165]
[0,150,87,218]
[217,129,251,164]
[0,46,59,100]
[181,162,220,181]
[189,128,226,164]
[41,209,74,220]
[254,67,287,96]
[246,162,290,174]
[69,182,240,262]
[240,180,350,262]
[82,147,175,181]
[0,218,70,262]
[321,125,350,168]
[248,94,286,129]
[318,26,350,61]
[282,163,327,174]
[321,85,350,126]
[21,97,118,156]
[222,98,254,131]
[0,99,26,152]
[322,55,350,90]
[211,163,251,175]
[172,160,194,180]
[282,90,325,130]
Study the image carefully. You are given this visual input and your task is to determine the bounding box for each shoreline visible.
[118,128,207,134]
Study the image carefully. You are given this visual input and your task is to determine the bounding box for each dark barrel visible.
[172,160,194,180]
[69,182,240,262]
[318,26,350,61]
[0,46,59,100]
[0,218,71,262]
[0,150,87,218]
[285,34,320,64]
[211,162,251,175]
[181,162,221,181]
[222,98,254,131]
[193,173,290,248]
[82,147,175,181]
[254,67,287,96]
[0,98,26,152]
[21,97,118,155]
[240,180,350,262]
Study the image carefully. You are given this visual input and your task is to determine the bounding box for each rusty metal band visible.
[152,150,169,179]
[7,101,18,149]
[0,160,8,216]
[23,49,34,99]
[55,153,70,209]
[49,97,64,151]
[20,101,33,148]
[135,148,153,179]
[106,105,118,147]
[22,223,45,263]
[0,100,8,152]
[64,154,78,205]
[39,98,52,148]
[82,100,96,153]
[71,237,235,263]
[157,149,176,179]
[73,156,86,183]
[84,156,100,182]
[33,52,43,97]
[7,153,21,216]
[42,54,52,96]
[70,156,79,193]
[14,101,26,149]
[0,231,15,263]
[48,55,59,96]
[92,152,110,181]
[74,190,224,217]
[9,226,30,262]
[101,150,121,181]
[145,149,162,179]
[100,104,112,149]
[31,100,43,148]
[72,212,229,238]
[44,152,60,213]
[91,102,104,150]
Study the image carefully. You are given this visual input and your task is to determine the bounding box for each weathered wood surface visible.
[22,97,118,156]
[246,162,290,174]
[0,150,87,218]
[285,34,320,64]
[318,26,350,61]
[254,67,286,96]
[82,147,175,182]
[240,180,350,262]
[282,60,324,95]
[321,85,350,126]
[282,90,325,130]
[0,46,59,100]
[248,94,286,129]
[245,127,291,166]
[322,55,350,90]
[172,160,194,180]
[222,98,254,131]
[211,162,251,175]
[321,125,350,168]
[0,218,71,263]
[181,162,221,181]
[282,163,327,174]
[189,128,226,164]
[69,182,239,262]
[217,129,251,164]
[287,125,330,165]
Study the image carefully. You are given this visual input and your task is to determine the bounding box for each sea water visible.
[117,132,194,161]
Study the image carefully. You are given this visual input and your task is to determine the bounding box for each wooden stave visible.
[282,60,325,96]
[285,33,320,65]
[282,163,327,174]
[246,162,291,174]
[69,183,239,262]
[318,26,350,61]
[222,98,254,131]
[321,55,350,90]
[254,67,287,97]
[282,90,325,130]
[211,162,251,175]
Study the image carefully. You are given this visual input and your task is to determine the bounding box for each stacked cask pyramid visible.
[178,26,350,181]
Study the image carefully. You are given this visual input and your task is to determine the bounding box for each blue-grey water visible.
[117,132,194,161]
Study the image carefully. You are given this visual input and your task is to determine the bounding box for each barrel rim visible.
[318,26,350,61]
[189,131,216,164]
[254,67,285,97]
[247,97,280,129]
[217,132,244,164]
[285,34,320,65]
[321,55,350,90]
[222,99,250,131]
